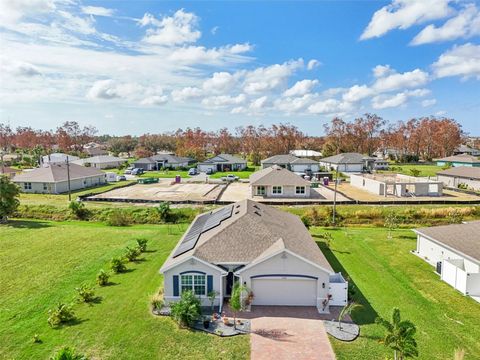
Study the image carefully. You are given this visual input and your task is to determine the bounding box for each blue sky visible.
[0,0,479,135]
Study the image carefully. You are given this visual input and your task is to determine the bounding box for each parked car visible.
[206,168,214,175]
[116,175,127,181]
[131,168,144,175]
[221,174,239,182]
[124,169,132,175]
[188,168,198,176]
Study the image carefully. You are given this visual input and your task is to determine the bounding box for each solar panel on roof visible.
[172,205,234,257]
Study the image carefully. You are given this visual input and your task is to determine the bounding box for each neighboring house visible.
[374,159,389,170]
[413,221,480,303]
[160,200,348,312]
[250,165,311,198]
[133,154,192,171]
[453,145,480,157]
[73,155,126,169]
[41,153,80,166]
[289,149,322,158]
[261,154,320,173]
[373,148,404,160]
[0,166,19,178]
[437,166,480,191]
[319,153,372,172]
[85,147,108,156]
[197,154,247,173]
[13,163,106,194]
[436,154,480,168]
[350,173,443,197]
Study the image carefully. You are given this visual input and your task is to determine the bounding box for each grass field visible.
[380,163,445,177]
[2,220,479,359]
[311,227,480,360]
[0,221,248,360]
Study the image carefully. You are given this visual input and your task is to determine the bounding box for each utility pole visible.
[332,167,339,225]
[66,156,72,201]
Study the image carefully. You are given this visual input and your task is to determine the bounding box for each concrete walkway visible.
[225,306,337,360]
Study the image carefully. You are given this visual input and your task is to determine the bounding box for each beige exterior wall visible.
[250,184,311,198]
[437,175,480,191]
[16,175,106,194]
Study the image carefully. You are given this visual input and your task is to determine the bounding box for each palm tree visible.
[375,308,418,360]
[338,302,362,330]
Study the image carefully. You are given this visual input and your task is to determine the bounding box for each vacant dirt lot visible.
[89,180,225,202]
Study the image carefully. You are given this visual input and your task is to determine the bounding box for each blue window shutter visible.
[173,275,179,297]
[207,275,213,294]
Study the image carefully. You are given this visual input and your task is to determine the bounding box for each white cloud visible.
[141,9,201,46]
[141,95,168,106]
[81,6,114,17]
[243,59,304,94]
[372,88,429,109]
[211,26,219,35]
[201,94,246,108]
[249,96,268,110]
[307,59,321,70]
[168,44,252,64]
[432,43,480,79]
[171,87,203,102]
[229,43,253,54]
[230,106,246,114]
[202,72,236,93]
[0,57,41,77]
[360,0,453,40]
[412,4,480,45]
[373,68,429,92]
[342,85,374,102]
[275,94,317,113]
[308,99,352,115]
[421,98,437,107]
[0,0,56,25]
[283,79,318,97]
[86,79,164,103]
[373,64,394,78]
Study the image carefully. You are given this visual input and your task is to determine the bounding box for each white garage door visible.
[251,278,317,306]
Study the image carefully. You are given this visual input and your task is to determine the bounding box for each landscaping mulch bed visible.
[323,320,359,342]
[191,318,251,337]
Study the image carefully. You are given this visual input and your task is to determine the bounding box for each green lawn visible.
[0,220,248,360]
[311,227,480,360]
[380,164,444,177]
[138,170,192,179]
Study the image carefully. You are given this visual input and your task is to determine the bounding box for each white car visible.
[221,174,240,182]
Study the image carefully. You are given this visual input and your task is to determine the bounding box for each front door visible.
[226,272,234,296]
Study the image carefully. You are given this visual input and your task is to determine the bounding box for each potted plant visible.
[203,315,211,329]
[212,312,219,320]
[222,313,229,325]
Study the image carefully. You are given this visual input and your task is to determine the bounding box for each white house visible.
[13,163,106,194]
[261,154,320,173]
[413,221,480,303]
[72,155,126,169]
[160,200,348,313]
[250,165,311,198]
[319,153,368,173]
[133,154,192,171]
[197,154,247,173]
[436,166,480,191]
[41,153,80,167]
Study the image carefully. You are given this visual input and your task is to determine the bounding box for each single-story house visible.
[41,153,80,166]
[437,166,480,191]
[453,145,480,157]
[85,147,108,156]
[413,221,480,303]
[261,154,320,173]
[319,153,373,173]
[289,149,322,158]
[72,155,126,169]
[250,165,311,198]
[160,200,348,312]
[373,159,389,170]
[197,154,247,173]
[350,173,443,197]
[13,163,106,194]
[436,154,480,168]
[133,154,192,171]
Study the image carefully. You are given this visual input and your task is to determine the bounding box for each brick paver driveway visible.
[226,305,337,360]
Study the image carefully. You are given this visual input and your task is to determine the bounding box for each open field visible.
[380,164,445,177]
[0,220,248,360]
[311,226,480,360]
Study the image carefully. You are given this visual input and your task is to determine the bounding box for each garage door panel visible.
[251,278,317,306]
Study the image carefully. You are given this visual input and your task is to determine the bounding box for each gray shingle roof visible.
[134,154,191,164]
[250,165,310,186]
[262,154,299,164]
[414,221,480,263]
[73,155,125,165]
[320,153,366,164]
[13,163,105,183]
[201,154,247,164]
[436,154,480,163]
[162,200,333,272]
[437,166,480,180]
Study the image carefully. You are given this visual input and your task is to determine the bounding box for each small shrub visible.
[47,303,76,327]
[75,284,95,303]
[151,294,164,310]
[170,290,201,327]
[32,334,41,343]
[96,269,110,286]
[136,238,148,252]
[49,346,87,360]
[106,210,131,226]
[68,201,88,220]
[110,257,127,273]
[124,246,141,262]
